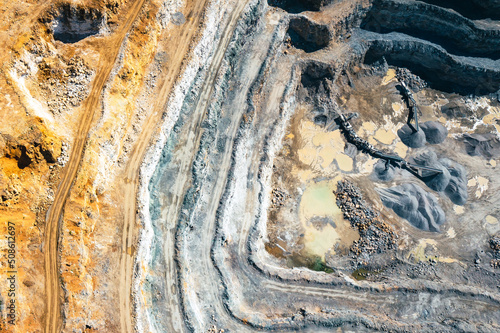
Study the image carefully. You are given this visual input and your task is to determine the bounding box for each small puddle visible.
[266,179,360,272]
[298,180,359,262]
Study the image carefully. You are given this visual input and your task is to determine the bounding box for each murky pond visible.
[298,180,359,260]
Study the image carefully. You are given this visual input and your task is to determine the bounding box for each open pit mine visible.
[1,0,500,332]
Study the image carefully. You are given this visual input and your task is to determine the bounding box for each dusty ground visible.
[0,0,499,332]
[269,65,500,277]
[141,0,500,331]
[0,0,212,331]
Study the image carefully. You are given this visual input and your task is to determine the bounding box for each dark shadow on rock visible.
[441,101,472,118]
[51,4,105,43]
[361,0,500,60]
[418,0,500,21]
[420,121,448,144]
[287,16,330,53]
[463,133,500,159]
[377,183,446,232]
[363,36,500,95]
[298,61,335,104]
[268,0,332,13]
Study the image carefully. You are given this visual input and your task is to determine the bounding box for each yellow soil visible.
[297,120,353,173]
[299,180,359,260]
[42,0,150,331]
[409,238,459,264]
[454,205,465,215]
[374,128,396,145]
[483,106,500,132]
[381,68,396,85]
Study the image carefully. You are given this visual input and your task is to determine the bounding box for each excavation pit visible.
[361,0,500,60]
[51,5,106,43]
[418,0,500,20]
[363,39,500,95]
[287,17,330,53]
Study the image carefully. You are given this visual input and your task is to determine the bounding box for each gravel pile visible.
[407,151,468,206]
[490,235,500,269]
[420,121,448,144]
[396,68,427,92]
[397,124,426,148]
[373,160,396,181]
[377,183,446,232]
[398,121,448,148]
[335,180,397,263]
[271,188,290,208]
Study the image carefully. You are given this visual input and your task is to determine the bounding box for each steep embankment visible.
[138,0,500,331]
[44,1,147,332]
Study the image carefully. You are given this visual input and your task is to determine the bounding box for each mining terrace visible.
[0,0,499,332]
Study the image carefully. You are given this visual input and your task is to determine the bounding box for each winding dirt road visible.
[42,0,500,331]
[143,1,500,330]
[43,0,146,332]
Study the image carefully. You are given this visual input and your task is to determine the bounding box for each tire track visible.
[43,0,146,331]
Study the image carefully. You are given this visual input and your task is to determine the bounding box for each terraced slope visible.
[136,0,500,332]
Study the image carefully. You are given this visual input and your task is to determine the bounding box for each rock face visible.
[362,0,500,59]
[463,133,500,159]
[298,60,335,103]
[419,0,500,20]
[1,120,62,169]
[359,0,500,94]
[441,101,472,118]
[287,16,331,53]
[267,0,333,13]
[362,33,500,94]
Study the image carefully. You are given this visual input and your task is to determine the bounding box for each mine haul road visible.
[43,0,147,332]
[117,0,218,331]
[42,0,242,330]
[145,3,500,330]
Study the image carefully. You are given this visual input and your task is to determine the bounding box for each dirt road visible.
[117,0,217,332]
[43,0,146,332]
[133,0,255,330]
[143,1,500,330]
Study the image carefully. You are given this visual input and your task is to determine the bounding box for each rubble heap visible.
[490,235,500,268]
[335,179,397,265]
